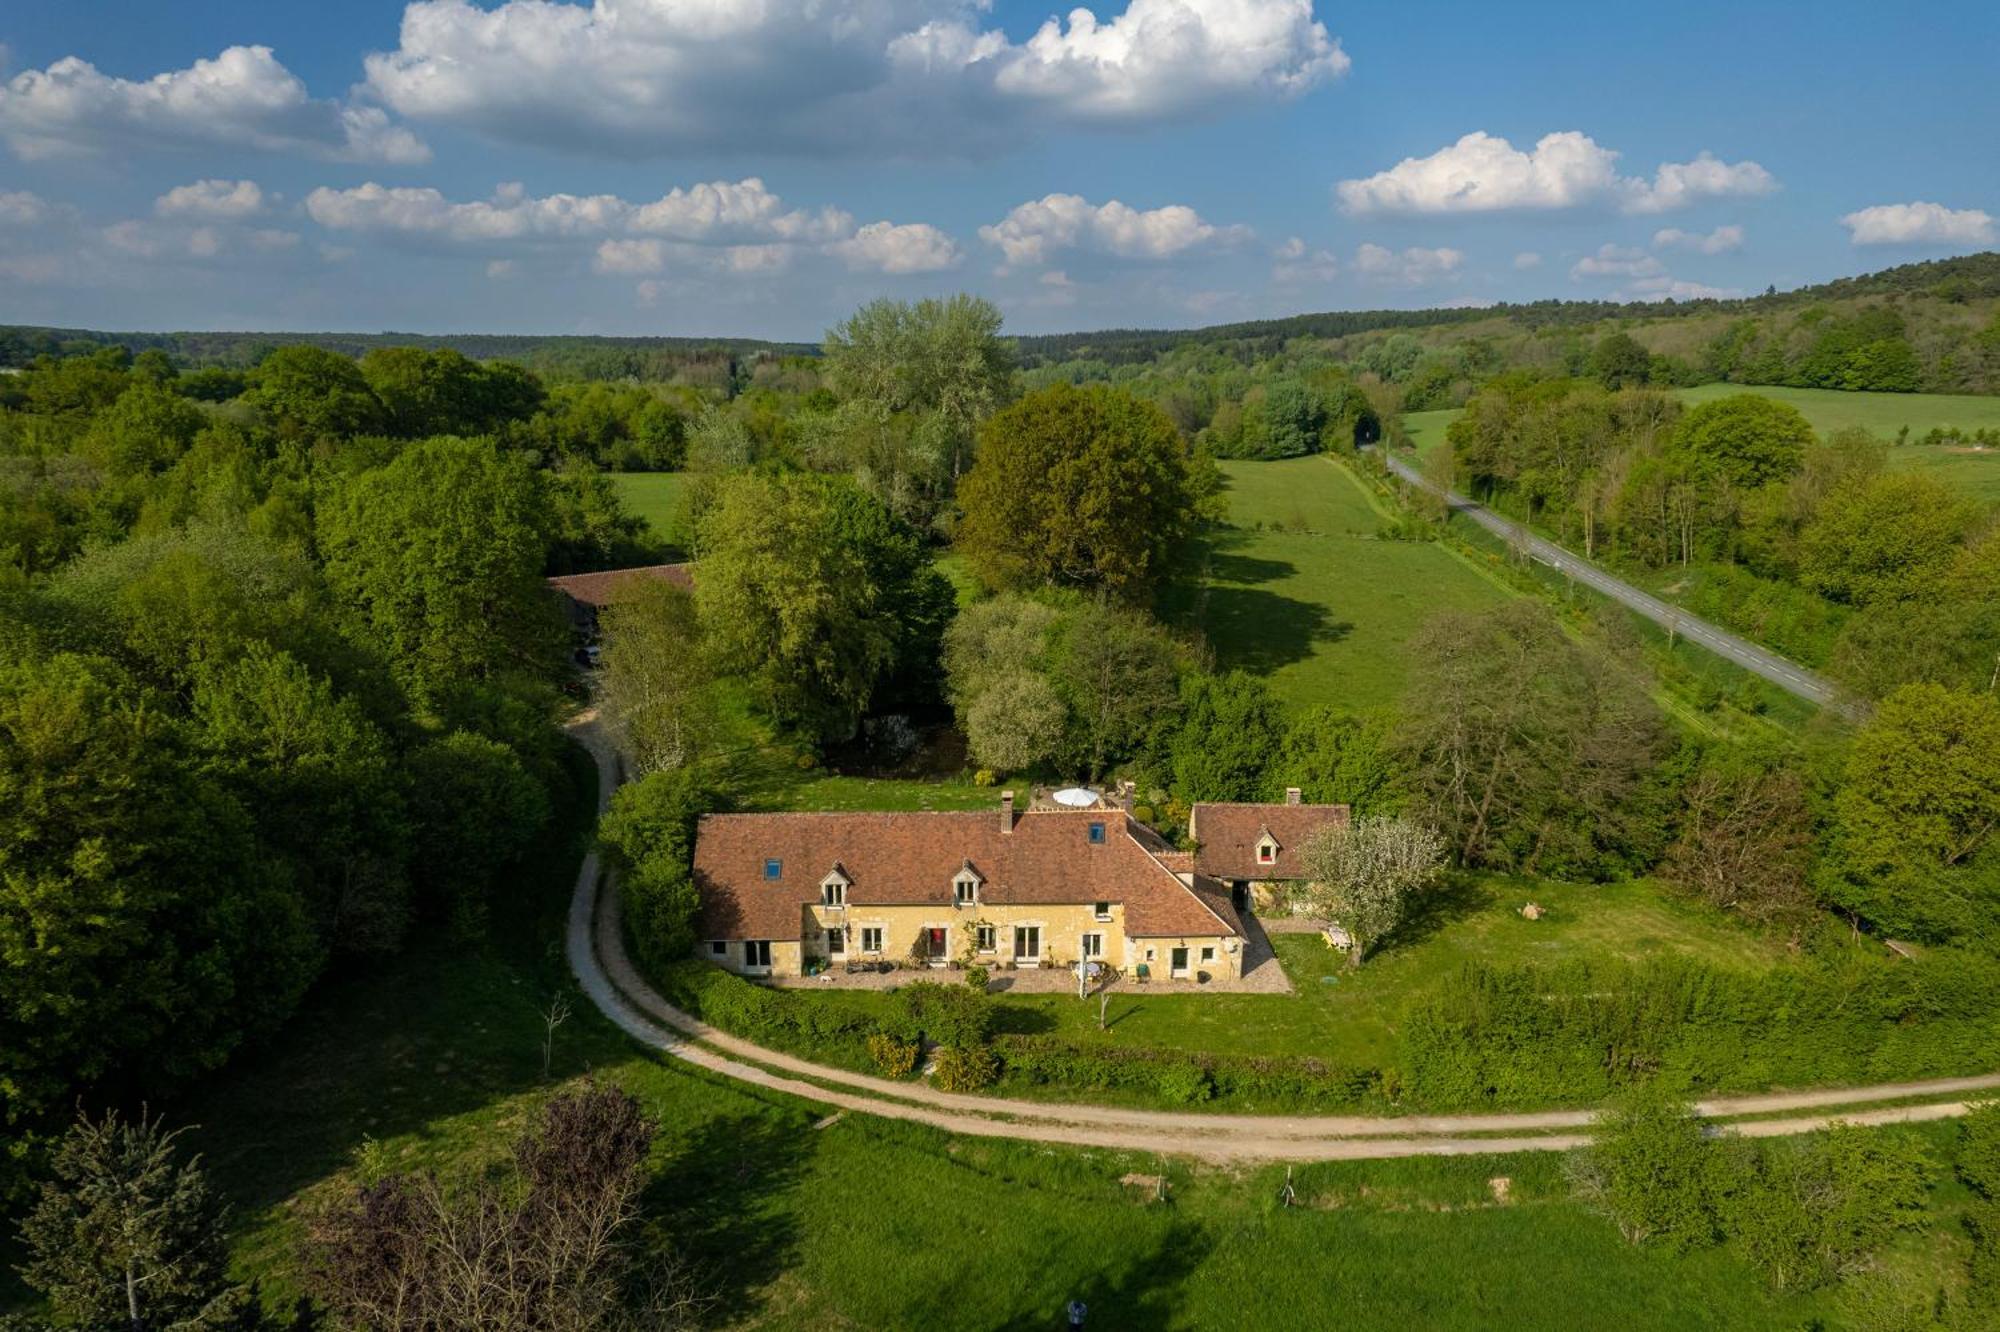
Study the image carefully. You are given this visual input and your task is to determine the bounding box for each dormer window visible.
[1088,822,1106,844]
[953,859,982,906]
[821,866,850,906]
[1256,835,1278,866]
[763,858,783,881]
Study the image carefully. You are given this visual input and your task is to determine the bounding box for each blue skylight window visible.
[763,858,782,880]
[1088,822,1106,844]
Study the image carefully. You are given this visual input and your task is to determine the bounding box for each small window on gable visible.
[1088,822,1106,844]
[955,876,978,906]
[763,858,782,881]
[822,880,845,907]
[1256,837,1277,865]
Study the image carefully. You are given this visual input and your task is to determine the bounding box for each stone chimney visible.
[1285,786,1302,806]
[1000,790,1016,834]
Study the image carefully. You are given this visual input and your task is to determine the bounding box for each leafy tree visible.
[359,346,543,437]
[77,381,209,479]
[1824,683,2000,942]
[1572,1087,1721,1250]
[1165,671,1285,802]
[404,731,550,937]
[1294,815,1446,966]
[823,294,1015,483]
[600,768,717,972]
[16,1109,230,1329]
[1663,753,1816,934]
[318,438,562,700]
[1798,471,1984,605]
[544,459,649,574]
[1959,1100,2000,1200]
[696,471,951,743]
[1048,600,1185,779]
[1274,708,1405,813]
[1670,393,1813,489]
[192,645,412,956]
[0,654,317,1186]
[1590,332,1652,389]
[1728,1126,1931,1290]
[957,384,1198,598]
[1396,602,1672,878]
[244,345,383,441]
[964,670,1066,773]
[599,576,716,778]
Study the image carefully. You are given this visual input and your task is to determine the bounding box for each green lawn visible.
[605,470,689,550]
[1162,455,1512,711]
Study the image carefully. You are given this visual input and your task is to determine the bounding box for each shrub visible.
[898,980,993,1048]
[931,1043,999,1093]
[994,1037,1375,1108]
[867,1033,919,1079]
[1966,1202,2000,1311]
[1155,1061,1213,1105]
[1572,1087,1721,1250]
[1956,1101,2000,1199]
[1726,1125,1931,1291]
[963,965,990,993]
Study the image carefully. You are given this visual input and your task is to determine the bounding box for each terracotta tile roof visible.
[1152,850,1195,874]
[546,563,691,608]
[1190,802,1350,881]
[693,807,1238,943]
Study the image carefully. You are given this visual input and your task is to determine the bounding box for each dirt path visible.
[565,713,1997,1162]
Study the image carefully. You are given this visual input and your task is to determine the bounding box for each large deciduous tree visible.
[956,384,1199,598]
[1798,471,1985,606]
[599,576,716,777]
[1295,815,1446,966]
[1824,682,2000,942]
[245,345,384,442]
[1396,601,1673,877]
[696,470,952,743]
[1663,754,1815,935]
[599,768,718,972]
[318,437,563,701]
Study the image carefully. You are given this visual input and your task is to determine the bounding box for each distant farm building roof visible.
[546,562,692,609]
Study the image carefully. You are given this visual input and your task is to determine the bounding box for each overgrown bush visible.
[867,1033,919,1079]
[995,1037,1375,1107]
[1400,952,2000,1109]
[658,962,873,1061]
[1569,1088,1722,1250]
[931,1043,999,1093]
[894,980,994,1049]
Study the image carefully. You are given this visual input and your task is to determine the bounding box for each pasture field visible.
[605,469,689,549]
[1162,455,1511,712]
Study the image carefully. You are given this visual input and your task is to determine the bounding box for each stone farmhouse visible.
[693,788,1349,983]
[1189,790,1352,912]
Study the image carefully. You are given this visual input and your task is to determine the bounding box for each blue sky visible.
[1,0,1994,339]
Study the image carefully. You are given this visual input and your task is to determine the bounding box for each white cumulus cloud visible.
[0,190,56,227]
[1840,201,1995,246]
[826,220,961,273]
[362,0,1346,157]
[1272,235,1338,282]
[1570,243,1665,281]
[1336,131,1773,217]
[980,193,1248,266]
[1652,224,1743,254]
[155,179,266,219]
[1352,242,1462,285]
[0,46,428,163]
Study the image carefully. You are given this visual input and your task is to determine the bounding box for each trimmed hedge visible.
[657,961,875,1059]
[1399,951,2000,1109]
[996,1036,1377,1107]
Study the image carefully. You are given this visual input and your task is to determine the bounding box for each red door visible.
[927,928,947,962]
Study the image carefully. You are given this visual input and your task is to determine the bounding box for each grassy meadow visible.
[1162,455,1511,711]
[605,469,690,550]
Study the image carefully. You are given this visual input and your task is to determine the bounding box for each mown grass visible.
[1161,455,1511,711]
[605,470,689,550]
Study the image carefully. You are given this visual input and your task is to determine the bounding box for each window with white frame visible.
[1093,900,1112,921]
[709,940,727,957]
[954,875,978,906]
[1013,925,1041,960]
[1200,946,1216,963]
[1080,932,1104,959]
[976,924,996,952]
[822,879,846,906]
[1256,836,1277,866]
[826,927,845,955]
[861,926,884,954]
[744,940,772,968]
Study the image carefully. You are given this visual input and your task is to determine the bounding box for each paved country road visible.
[566,714,1990,1161]
[1371,449,1856,715]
